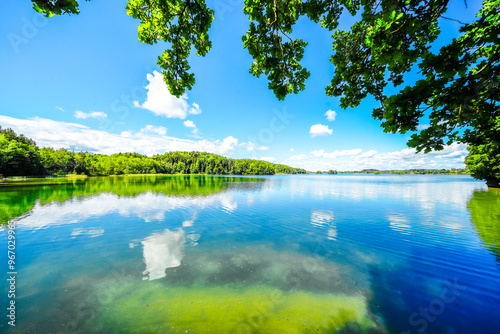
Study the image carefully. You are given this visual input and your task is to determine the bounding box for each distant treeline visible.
[0,127,306,177]
[334,168,469,175]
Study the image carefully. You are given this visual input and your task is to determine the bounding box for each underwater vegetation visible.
[88,246,386,333]
[92,283,377,333]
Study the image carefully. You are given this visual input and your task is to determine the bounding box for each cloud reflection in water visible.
[142,229,186,281]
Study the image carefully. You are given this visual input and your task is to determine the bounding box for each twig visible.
[441,16,468,25]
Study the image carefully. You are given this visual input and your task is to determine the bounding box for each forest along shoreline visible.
[0,127,470,179]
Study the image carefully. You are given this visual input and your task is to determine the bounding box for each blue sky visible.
[0,0,483,171]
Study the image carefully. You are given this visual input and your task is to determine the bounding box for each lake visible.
[1,175,499,333]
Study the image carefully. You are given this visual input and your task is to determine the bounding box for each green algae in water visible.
[87,244,384,333]
[92,282,377,333]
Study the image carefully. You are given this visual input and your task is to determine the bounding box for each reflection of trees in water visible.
[468,188,500,265]
[0,175,266,224]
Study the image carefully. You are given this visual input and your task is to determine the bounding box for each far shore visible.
[1,169,470,182]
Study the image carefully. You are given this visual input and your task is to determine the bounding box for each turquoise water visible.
[1,175,499,333]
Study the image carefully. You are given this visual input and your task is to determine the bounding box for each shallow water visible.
[1,175,499,333]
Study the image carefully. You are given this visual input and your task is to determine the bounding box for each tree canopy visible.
[30,0,500,186]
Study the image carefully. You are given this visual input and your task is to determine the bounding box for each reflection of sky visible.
[13,175,487,243]
[311,210,337,240]
[16,192,238,230]
[221,196,238,213]
[71,228,104,238]
[387,214,411,235]
[310,210,334,227]
[141,229,185,281]
[281,175,487,235]
[283,175,486,209]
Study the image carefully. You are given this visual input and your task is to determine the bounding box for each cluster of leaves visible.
[32,0,89,16]
[464,117,500,186]
[0,128,305,177]
[380,0,500,152]
[242,0,310,99]
[329,0,447,107]
[126,0,214,97]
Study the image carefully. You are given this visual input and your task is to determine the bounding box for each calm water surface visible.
[1,175,499,333]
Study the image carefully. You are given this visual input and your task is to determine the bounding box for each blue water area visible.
[0,174,499,333]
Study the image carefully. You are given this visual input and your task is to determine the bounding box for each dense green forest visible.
[0,127,305,177]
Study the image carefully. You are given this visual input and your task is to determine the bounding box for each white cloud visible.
[240,141,269,151]
[140,125,167,136]
[323,149,362,159]
[183,120,198,134]
[133,71,201,119]
[56,106,65,112]
[218,136,239,154]
[325,110,337,121]
[0,115,239,156]
[74,110,86,118]
[310,124,333,137]
[120,130,133,138]
[311,149,362,159]
[311,149,325,157]
[283,144,469,172]
[288,154,308,161]
[417,124,430,130]
[346,145,468,170]
[74,110,107,119]
[261,156,276,163]
[358,150,377,158]
[290,148,294,152]
[428,142,469,159]
[188,103,202,115]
